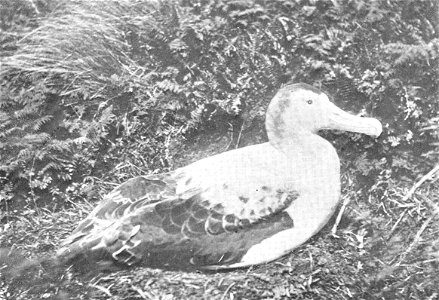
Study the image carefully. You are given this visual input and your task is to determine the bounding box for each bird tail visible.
[0,247,64,281]
[0,247,91,299]
[0,245,120,296]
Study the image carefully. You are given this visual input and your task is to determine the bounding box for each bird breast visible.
[178,140,340,205]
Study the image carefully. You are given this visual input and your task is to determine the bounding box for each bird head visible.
[266,83,382,140]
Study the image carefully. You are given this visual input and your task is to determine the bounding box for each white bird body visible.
[57,83,382,270]
[179,138,341,268]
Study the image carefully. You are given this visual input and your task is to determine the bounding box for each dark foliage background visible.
[0,0,438,299]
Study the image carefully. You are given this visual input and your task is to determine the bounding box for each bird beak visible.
[325,102,383,138]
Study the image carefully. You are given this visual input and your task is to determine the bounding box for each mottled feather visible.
[56,83,382,271]
[58,172,299,269]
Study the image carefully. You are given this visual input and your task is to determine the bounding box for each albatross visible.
[57,83,382,270]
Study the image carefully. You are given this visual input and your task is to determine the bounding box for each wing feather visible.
[59,169,299,269]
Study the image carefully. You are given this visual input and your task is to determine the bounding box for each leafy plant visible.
[0,0,437,211]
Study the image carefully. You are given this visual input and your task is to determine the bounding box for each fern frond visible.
[156,79,183,94]
[32,115,53,131]
[40,161,64,173]
[72,136,92,145]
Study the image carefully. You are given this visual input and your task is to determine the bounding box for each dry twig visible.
[395,213,437,267]
[220,282,236,300]
[90,283,112,297]
[403,165,439,201]
[331,195,351,236]
[388,165,439,248]
[386,208,408,241]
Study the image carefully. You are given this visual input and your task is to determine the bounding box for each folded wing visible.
[58,171,299,269]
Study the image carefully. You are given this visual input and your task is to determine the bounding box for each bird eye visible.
[307,100,313,104]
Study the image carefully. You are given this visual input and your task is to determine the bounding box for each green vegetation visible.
[0,0,438,299]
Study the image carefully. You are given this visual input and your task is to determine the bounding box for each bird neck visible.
[266,121,327,155]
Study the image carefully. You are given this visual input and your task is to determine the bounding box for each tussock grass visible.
[1,0,158,99]
[1,0,438,299]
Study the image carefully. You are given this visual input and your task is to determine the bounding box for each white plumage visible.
[57,83,382,270]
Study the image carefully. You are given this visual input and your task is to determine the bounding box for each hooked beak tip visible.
[327,103,383,137]
[369,118,383,138]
